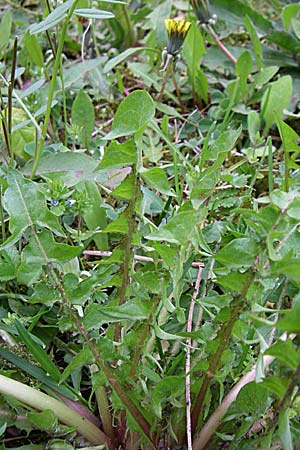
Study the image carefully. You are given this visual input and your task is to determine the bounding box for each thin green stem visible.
[268,136,274,193]
[157,64,170,102]
[170,65,185,113]
[191,270,255,436]
[121,4,135,46]
[31,0,80,178]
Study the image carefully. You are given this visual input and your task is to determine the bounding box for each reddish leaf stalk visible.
[193,333,294,450]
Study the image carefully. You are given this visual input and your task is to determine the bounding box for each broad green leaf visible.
[282,4,300,30]
[278,409,294,450]
[270,189,300,210]
[201,127,242,164]
[252,66,279,89]
[14,319,62,382]
[71,90,95,148]
[102,212,128,234]
[265,339,299,369]
[261,76,292,133]
[146,209,199,245]
[111,173,135,199]
[74,9,114,19]
[261,376,289,398]
[0,10,12,53]
[60,347,94,384]
[0,250,18,281]
[287,197,300,220]
[276,306,300,332]
[152,376,185,418]
[28,410,58,433]
[24,32,44,67]
[2,171,64,248]
[244,16,263,69]
[29,0,73,34]
[63,273,96,305]
[141,168,175,196]
[106,90,155,139]
[83,299,150,329]
[276,119,300,156]
[234,381,269,416]
[22,230,83,265]
[215,238,258,268]
[98,140,136,169]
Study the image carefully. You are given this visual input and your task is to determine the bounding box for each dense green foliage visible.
[1,1,300,449]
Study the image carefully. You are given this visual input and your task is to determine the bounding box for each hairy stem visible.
[114,169,140,342]
[32,228,156,449]
[191,271,255,435]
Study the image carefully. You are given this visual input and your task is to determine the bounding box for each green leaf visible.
[106,90,155,139]
[201,127,242,164]
[282,4,300,30]
[74,9,114,19]
[102,212,128,234]
[103,47,145,73]
[83,299,150,329]
[276,119,300,156]
[261,376,289,398]
[215,238,258,268]
[29,0,73,34]
[141,168,175,196]
[234,381,269,416]
[276,306,300,332]
[261,76,292,133]
[235,51,253,100]
[0,10,12,53]
[22,230,82,265]
[14,319,62,382]
[60,347,94,384]
[183,22,207,103]
[0,249,18,281]
[244,16,263,69]
[152,376,185,419]
[111,173,135,199]
[278,409,294,450]
[82,182,108,250]
[2,171,64,248]
[265,339,299,369]
[98,140,136,169]
[71,90,95,148]
[24,32,44,67]
[146,208,201,245]
[28,410,58,433]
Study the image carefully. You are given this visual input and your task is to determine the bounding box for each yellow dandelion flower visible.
[164,18,191,56]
